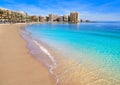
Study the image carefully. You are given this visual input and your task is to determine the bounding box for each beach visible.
[0,23,120,85]
[23,23,120,85]
[0,24,55,85]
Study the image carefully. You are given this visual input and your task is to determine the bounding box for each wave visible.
[20,27,59,85]
[33,40,59,85]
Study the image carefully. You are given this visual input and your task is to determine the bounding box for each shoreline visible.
[22,23,120,85]
[1,23,119,85]
[21,26,59,85]
[0,24,55,85]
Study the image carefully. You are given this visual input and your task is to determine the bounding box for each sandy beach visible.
[0,24,55,85]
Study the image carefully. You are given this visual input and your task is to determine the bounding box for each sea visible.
[21,22,120,85]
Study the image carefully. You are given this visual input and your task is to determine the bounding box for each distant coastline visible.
[0,7,90,24]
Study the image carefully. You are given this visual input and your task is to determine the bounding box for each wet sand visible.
[35,40,120,85]
[0,24,55,85]
[1,23,119,85]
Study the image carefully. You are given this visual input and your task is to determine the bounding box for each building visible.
[70,12,80,23]
[39,16,45,22]
[0,7,83,24]
[63,15,68,22]
[30,16,39,22]
[0,8,30,23]
[0,8,12,23]
[49,14,58,22]
[45,16,49,22]
[56,16,63,22]
[17,11,29,23]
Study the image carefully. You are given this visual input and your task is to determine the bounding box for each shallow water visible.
[22,22,120,85]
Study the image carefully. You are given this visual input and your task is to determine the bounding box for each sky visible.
[0,0,120,21]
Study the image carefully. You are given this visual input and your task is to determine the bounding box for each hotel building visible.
[63,15,68,22]
[0,8,30,23]
[70,12,80,23]
[0,7,84,24]
[39,16,45,22]
[49,14,58,22]
[30,16,39,22]
[17,11,29,23]
[57,16,63,22]
[0,8,12,22]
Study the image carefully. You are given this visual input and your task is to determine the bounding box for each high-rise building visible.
[39,16,45,22]
[49,14,57,22]
[0,7,83,24]
[56,16,63,22]
[63,15,68,22]
[30,16,39,22]
[70,12,80,23]
[45,16,49,22]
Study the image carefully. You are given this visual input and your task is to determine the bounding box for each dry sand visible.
[0,24,55,85]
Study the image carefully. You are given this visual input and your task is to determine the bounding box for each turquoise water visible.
[24,22,120,83]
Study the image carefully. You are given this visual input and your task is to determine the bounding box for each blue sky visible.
[0,0,120,21]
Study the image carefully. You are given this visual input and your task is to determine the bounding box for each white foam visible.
[21,28,59,85]
[33,40,57,66]
[33,40,59,85]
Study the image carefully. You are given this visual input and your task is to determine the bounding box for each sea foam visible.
[33,40,59,85]
[21,27,59,85]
